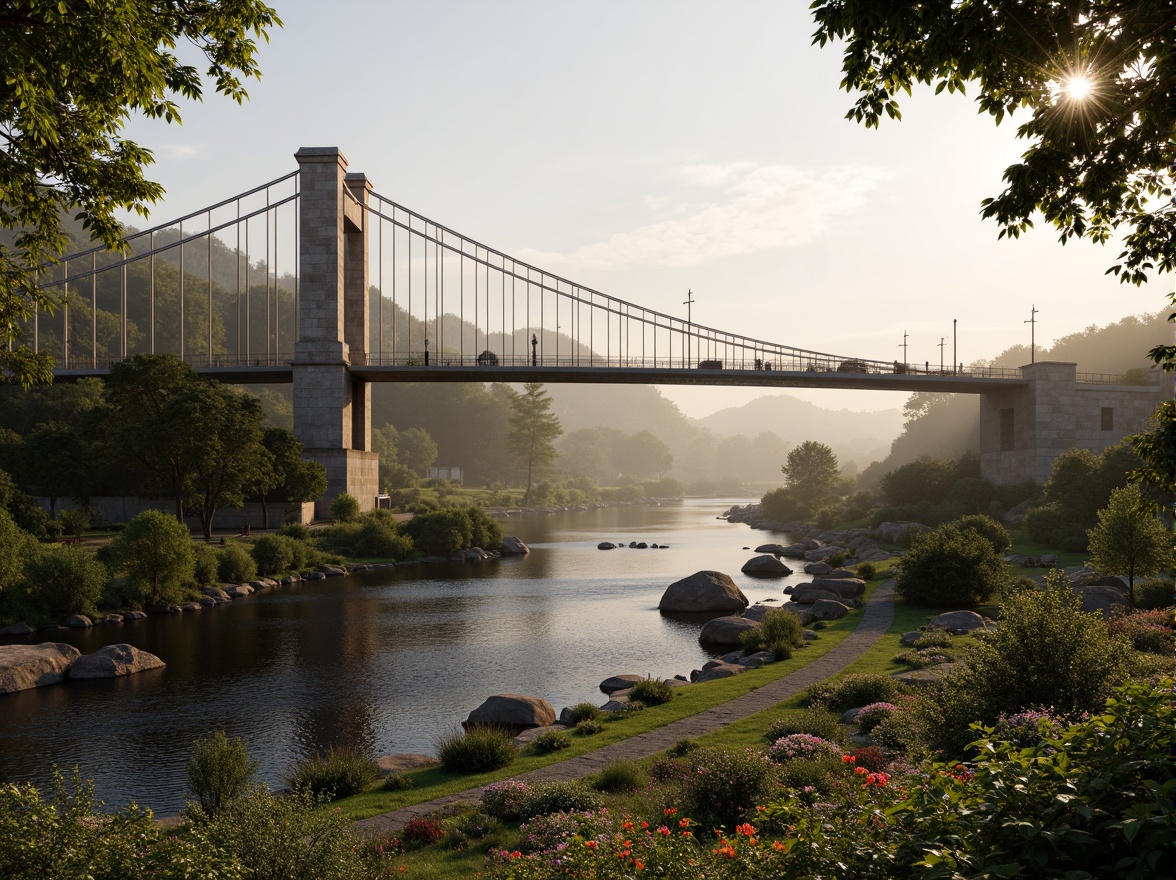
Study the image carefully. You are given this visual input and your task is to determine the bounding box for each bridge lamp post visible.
[1025,305,1037,364]
[424,337,429,366]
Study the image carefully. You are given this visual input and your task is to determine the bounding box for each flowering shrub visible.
[854,702,897,733]
[649,756,691,784]
[992,708,1067,747]
[895,647,951,668]
[764,709,843,744]
[1105,609,1173,654]
[912,628,953,649]
[678,748,774,833]
[401,817,446,847]
[532,731,571,753]
[767,734,842,763]
[848,745,889,772]
[575,719,602,736]
[481,780,532,820]
[518,808,612,853]
[820,673,903,712]
[517,781,603,822]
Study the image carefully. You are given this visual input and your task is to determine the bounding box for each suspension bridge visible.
[20,147,1164,512]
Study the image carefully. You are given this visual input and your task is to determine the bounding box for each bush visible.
[678,747,775,833]
[57,507,90,539]
[517,780,602,821]
[855,702,897,733]
[991,708,1067,748]
[329,493,361,523]
[953,513,1013,554]
[1023,502,1088,552]
[822,673,903,712]
[286,746,378,801]
[913,628,953,649]
[767,733,843,763]
[185,730,259,818]
[740,607,804,659]
[532,730,571,753]
[399,507,503,557]
[448,811,500,845]
[894,524,1008,607]
[848,745,889,771]
[518,810,612,854]
[436,726,517,773]
[480,780,531,820]
[22,545,107,618]
[594,759,646,793]
[628,678,674,706]
[278,521,311,541]
[192,542,219,585]
[381,773,413,791]
[0,770,241,880]
[198,787,367,880]
[1134,577,1174,610]
[565,701,601,723]
[913,571,1135,756]
[575,719,602,736]
[218,542,258,583]
[105,509,196,606]
[401,817,446,847]
[776,756,846,794]
[1105,609,1173,654]
[855,561,878,581]
[765,709,844,744]
[251,534,297,575]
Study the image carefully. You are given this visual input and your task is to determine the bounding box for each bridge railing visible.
[1077,371,1164,386]
[54,352,296,372]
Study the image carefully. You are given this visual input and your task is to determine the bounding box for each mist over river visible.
[0,498,808,815]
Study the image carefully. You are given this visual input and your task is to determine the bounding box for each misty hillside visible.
[695,394,904,447]
[860,308,1173,486]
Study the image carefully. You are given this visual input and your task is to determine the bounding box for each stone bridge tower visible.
[292,148,379,516]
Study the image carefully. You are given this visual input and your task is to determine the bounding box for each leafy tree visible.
[0,507,36,605]
[616,430,673,478]
[1,0,282,388]
[953,513,1013,555]
[398,426,439,479]
[185,386,270,541]
[23,545,107,618]
[15,421,92,515]
[185,730,260,819]
[894,523,1008,607]
[107,509,195,606]
[104,354,204,521]
[810,0,1175,286]
[1130,399,1176,516]
[506,383,563,506]
[251,427,325,528]
[1087,484,1173,610]
[782,440,840,507]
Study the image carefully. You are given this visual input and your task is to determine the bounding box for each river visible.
[0,498,804,815]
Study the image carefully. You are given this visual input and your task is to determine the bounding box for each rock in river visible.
[68,644,166,680]
[659,571,748,613]
[0,643,81,693]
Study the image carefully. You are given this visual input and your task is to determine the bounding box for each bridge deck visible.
[52,363,1026,393]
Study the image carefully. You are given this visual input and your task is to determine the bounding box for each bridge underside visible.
[51,364,1025,394]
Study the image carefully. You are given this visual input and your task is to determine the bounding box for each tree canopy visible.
[507,383,563,506]
[1087,484,1173,609]
[811,0,1175,286]
[1,0,281,387]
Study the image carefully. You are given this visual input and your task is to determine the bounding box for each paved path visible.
[355,581,895,836]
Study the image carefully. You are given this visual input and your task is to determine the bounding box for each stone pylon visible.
[292,148,378,517]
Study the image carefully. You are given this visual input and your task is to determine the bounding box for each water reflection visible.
[0,499,799,814]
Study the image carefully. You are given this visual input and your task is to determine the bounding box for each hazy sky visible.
[120,0,1170,417]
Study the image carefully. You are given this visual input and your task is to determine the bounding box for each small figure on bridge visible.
[754,358,763,371]
[531,333,538,367]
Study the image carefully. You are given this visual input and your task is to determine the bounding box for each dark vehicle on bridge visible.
[837,359,870,373]
[477,350,499,366]
[698,359,723,370]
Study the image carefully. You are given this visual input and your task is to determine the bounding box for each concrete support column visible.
[980,362,1078,485]
[292,148,378,517]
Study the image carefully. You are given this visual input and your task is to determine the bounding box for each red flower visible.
[679,818,690,829]
[842,754,856,763]
[735,822,756,837]
[656,826,671,837]
[664,807,678,816]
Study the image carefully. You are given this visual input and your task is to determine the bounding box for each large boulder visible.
[599,674,644,694]
[808,599,851,620]
[804,561,833,576]
[805,545,847,562]
[0,643,80,693]
[68,644,166,680]
[1073,584,1129,617]
[927,610,995,634]
[789,585,840,605]
[693,663,744,683]
[811,577,866,600]
[464,694,556,732]
[698,615,759,645]
[500,536,530,555]
[659,571,748,612]
[754,543,789,555]
[740,555,793,577]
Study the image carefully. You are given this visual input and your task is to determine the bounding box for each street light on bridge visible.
[424,337,429,366]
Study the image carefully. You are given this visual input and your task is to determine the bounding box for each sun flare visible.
[1062,74,1094,101]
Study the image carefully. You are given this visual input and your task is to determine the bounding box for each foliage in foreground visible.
[286,746,378,802]
[436,725,518,773]
[894,521,1007,607]
[494,679,1174,880]
[185,730,260,818]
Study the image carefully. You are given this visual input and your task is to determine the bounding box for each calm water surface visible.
[0,498,804,814]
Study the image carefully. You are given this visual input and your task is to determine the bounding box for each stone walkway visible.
[355,581,895,837]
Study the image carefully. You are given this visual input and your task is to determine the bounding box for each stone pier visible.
[292,147,378,516]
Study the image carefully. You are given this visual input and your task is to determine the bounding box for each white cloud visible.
[516,162,893,270]
[157,144,202,160]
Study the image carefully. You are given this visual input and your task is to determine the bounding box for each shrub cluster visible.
[285,746,378,801]
[677,747,775,833]
[565,702,601,723]
[740,608,803,659]
[532,730,571,753]
[437,726,517,773]
[894,522,1008,607]
[480,780,532,820]
[515,780,603,821]
[399,506,503,557]
[808,673,903,712]
[319,509,414,559]
[185,730,259,818]
[767,733,842,763]
[764,709,844,744]
[627,678,674,706]
[594,760,646,793]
